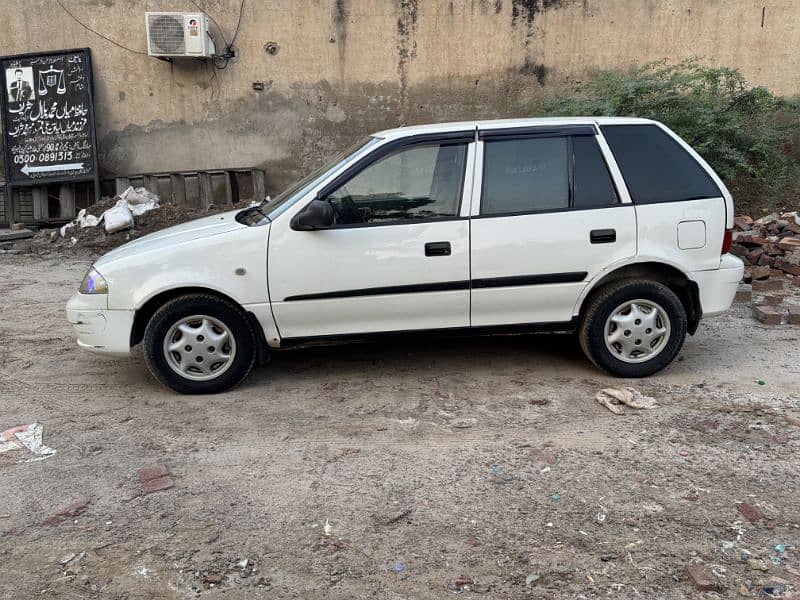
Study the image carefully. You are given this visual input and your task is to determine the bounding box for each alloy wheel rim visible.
[603,299,671,364]
[163,315,236,381]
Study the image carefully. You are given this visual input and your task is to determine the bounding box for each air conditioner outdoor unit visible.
[145,12,215,58]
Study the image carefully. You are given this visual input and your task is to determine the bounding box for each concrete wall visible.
[1,0,798,193]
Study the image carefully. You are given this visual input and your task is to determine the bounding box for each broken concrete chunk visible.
[734,284,752,303]
[753,305,782,325]
[737,502,763,522]
[137,463,174,494]
[0,228,34,242]
[686,563,716,591]
[142,475,174,494]
[752,279,784,293]
[43,497,91,526]
[138,464,170,483]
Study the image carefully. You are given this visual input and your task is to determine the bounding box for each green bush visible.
[529,59,800,213]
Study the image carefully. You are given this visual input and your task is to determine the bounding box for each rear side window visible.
[480,134,618,215]
[601,124,721,204]
[481,137,569,215]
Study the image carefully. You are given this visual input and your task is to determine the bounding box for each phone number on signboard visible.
[13,151,75,164]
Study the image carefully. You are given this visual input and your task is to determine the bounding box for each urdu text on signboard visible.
[0,48,98,188]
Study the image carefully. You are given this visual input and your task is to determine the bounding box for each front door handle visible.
[425,241,451,256]
[590,229,616,244]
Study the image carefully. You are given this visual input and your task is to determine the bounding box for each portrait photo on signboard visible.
[6,66,35,103]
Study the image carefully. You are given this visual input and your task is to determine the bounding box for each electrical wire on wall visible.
[55,0,148,55]
[192,0,246,70]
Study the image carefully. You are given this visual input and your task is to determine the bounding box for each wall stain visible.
[511,0,569,32]
[510,0,571,93]
[333,0,349,82]
[396,0,419,124]
[520,58,548,85]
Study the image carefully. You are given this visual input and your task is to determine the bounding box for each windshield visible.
[262,136,380,217]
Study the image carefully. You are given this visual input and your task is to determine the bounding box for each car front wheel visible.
[143,294,256,394]
[579,279,687,378]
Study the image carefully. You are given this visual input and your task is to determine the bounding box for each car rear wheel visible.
[143,294,256,394]
[579,279,687,377]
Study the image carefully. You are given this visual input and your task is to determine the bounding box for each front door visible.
[268,135,475,339]
[469,125,637,326]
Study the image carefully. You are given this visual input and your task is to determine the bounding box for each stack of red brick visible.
[731,212,800,280]
[730,212,800,325]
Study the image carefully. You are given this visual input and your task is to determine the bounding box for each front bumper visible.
[66,293,133,356]
[691,254,745,318]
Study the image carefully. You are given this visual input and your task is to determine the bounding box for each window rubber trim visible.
[478,124,597,141]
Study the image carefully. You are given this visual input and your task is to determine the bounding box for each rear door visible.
[470,125,637,326]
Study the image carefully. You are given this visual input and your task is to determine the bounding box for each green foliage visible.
[529,59,800,210]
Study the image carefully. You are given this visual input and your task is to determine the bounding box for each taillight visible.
[721,228,733,255]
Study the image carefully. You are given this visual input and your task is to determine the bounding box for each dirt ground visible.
[1,254,799,600]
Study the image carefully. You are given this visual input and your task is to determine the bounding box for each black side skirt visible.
[277,319,579,349]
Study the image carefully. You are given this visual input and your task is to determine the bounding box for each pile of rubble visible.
[730,211,800,325]
[25,193,254,256]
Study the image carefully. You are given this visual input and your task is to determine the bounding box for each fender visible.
[572,255,696,317]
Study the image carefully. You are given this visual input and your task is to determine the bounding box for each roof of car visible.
[373,116,657,140]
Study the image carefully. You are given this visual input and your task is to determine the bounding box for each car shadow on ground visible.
[246,331,591,383]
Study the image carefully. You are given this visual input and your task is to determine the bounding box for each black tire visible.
[578,279,687,378]
[143,294,256,394]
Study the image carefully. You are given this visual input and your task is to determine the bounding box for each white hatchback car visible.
[67,117,743,393]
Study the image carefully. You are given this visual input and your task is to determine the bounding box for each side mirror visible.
[290,199,334,231]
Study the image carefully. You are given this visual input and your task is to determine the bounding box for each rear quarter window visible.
[601,124,721,204]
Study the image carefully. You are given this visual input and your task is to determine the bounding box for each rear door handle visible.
[425,241,451,256]
[590,229,616,244]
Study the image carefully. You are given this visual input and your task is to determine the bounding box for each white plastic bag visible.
[0,423,57,462]
[76,208,100,229]
[120,186,159,217]
[102,198,134,233]
[59,222,75,238]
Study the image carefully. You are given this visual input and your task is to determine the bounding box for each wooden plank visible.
[142,175,159,196]
[198,172,213,210]
[0,186,6,224]
[59,184,76,220]
[252,169,266,202]
[115,177,130,195]
[32,187,48,221]
[224,171,239,205]
[16,188,34,222]
[169,174,186,205]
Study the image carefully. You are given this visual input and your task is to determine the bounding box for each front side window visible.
[324,142,468,225]
[264,136,379,218]
[601,124,721,204]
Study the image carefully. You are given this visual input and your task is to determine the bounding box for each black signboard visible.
[1,48,99,218]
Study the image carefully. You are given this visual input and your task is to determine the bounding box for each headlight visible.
[79,267,109,294]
